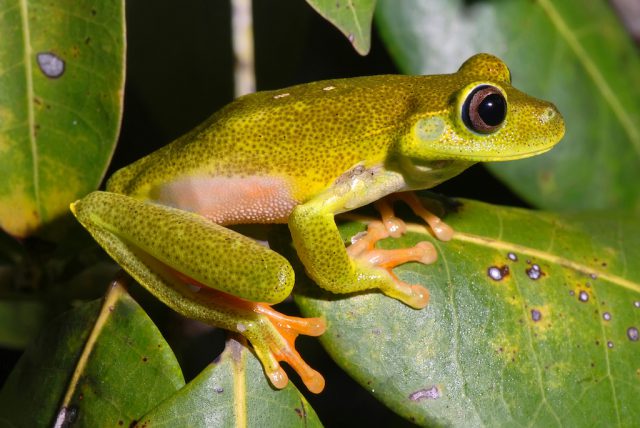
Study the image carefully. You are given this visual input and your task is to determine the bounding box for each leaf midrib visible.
[346,0,365,41]
[59,282,125,409]
[19,0,41,219]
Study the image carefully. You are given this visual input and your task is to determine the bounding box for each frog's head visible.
[397,53,565,170]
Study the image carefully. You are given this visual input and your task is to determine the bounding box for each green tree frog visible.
[71,54,564,393]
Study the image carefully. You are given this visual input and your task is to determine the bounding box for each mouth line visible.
[427,145,556,162]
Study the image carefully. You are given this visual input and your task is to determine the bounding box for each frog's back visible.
[109,74,439,200]
[106,54,563,225]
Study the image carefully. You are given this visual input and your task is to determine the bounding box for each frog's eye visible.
[462,85,506,134]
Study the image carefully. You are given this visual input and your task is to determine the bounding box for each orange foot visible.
[347,220,436,309]
[249,302,326,393]
[375,192,454,241]
[176,275,327,393]
[345,192,454,309]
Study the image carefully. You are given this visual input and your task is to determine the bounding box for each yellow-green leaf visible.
[0,0,125,237]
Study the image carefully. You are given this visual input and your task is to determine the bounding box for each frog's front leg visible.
[288,168,437,309]
[71,191,326,393]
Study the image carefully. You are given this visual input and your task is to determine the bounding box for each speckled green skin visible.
[72,54,564,387]
[74,192,292,303]
[106,54,563,202]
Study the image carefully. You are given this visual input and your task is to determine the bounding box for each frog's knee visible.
[254,256,295,303]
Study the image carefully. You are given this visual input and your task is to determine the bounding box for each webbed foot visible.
[345,192,455,308]
[249,302,326,393]
[176,280,327,393]
[347,220,436,309]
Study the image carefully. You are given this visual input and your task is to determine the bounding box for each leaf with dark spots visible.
[0,0,125,237]
[297,197,640,426]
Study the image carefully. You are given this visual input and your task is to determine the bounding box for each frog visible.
[71,53,564,394]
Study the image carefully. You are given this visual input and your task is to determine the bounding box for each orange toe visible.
[377,192,454,241]
[251,303,326,393]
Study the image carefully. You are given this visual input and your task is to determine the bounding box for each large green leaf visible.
[376,0,640,212]
[0,0,125,237]
[297,197,640,426]
[138,337,323,427]
[306,0,377,55]
[0,281,184,427]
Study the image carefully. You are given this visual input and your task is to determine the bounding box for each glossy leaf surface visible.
[376,0,640,211]
[0,0,125,237]
[297,198,640,426]
[139,337,323,427]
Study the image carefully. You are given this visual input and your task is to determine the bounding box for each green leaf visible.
[375,0,640,211]
[0,228,120,349]
[0,300,56,349]
[297,197,640,426]
[306,0,376,55]
[139,336,323,427]
[0,281,184,427]
[0,0,125,237]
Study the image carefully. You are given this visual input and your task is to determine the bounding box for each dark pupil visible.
[478,93,506,126]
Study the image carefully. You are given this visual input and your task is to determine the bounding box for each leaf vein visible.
[442,231,640,295]
[346,0,364,38]
[589,283,622,426]
[511,273,562,426]
[19,0,41,222]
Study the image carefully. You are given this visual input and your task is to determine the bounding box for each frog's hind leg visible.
[123,249,328,394]
[72,191,326,393]
[251,302,326,392]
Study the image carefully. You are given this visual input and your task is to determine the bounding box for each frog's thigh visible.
[288,201,430,308]
[75,191,294,304]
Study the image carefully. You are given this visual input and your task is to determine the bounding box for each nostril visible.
[540,107,557,124]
